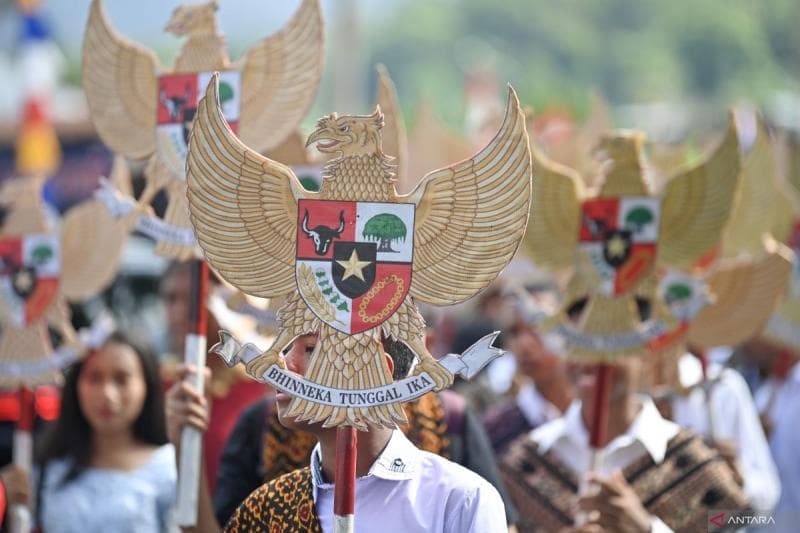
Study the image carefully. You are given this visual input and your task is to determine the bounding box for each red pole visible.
[589,363,612,449]
[176,259,209,527]
[11,386,35,533]
[333,426,357,533]
[575,363,612,527]
[16,387,34,434]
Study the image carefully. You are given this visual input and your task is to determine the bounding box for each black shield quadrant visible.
[332,242,376,299]
[602,229,633,268]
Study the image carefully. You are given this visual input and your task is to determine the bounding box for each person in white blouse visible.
[482,319,573,453]
[753,348,800,533]
[500,357,749,532]
[670,351,781,513]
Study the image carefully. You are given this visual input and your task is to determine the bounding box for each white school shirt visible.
[755,363,800,532]
[310,430,507,533]
[671,353,781,512]
[531,397,680,533]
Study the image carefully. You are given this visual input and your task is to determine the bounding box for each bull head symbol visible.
[159,82,193,121]
[302,209,345,255]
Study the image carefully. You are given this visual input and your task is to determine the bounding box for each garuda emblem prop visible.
[82,0,323,259]
[0,177,119,386]
[187,75,532,429]
[722,118,800,352]
[523,120,741,360]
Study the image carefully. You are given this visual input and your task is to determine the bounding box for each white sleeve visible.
[446,482,507,533]
[712,369,781,512]
[650,515,674,533]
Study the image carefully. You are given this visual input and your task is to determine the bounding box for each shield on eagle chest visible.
[296,199,414,334]
[156,70,241,179]
[0,234,60,327]
[578,197,660,296]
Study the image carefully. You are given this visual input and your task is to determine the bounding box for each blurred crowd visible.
[1,165,799,532]
[0,1,798,532]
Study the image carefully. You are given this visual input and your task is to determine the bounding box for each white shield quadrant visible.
[156,70,241,179]
[296,200,414,334]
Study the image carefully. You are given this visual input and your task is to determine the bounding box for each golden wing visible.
[722,118,799,256]
[187,75,313,298]
[688,241,793,348]
[403,87,531,306]
[109,154,133,198]
[784,131,800,196]
[375,64,408,190]
[579,92,610,146]
[59,199,131,300]
[236,0,324,153]
[82,0,161,159]
[658,114,740,269]
[520,145,584,269]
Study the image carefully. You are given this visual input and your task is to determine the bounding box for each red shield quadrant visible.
[0,234,60,326]
[156,70,241,178]
[296,199,414,334]
[579,196,660,295]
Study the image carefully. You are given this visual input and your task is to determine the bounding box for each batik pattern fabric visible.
[224,467,321,533]
[260,391,450,482]
[499,429,749,533]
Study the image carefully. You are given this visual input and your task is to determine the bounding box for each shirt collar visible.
[516,382,561,427]
[534,395,679,465]
[310,429,420,495]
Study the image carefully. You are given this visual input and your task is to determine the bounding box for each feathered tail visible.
[285,326,407,430]
[0,324,59,387]
[143,157,196,261]
[155,180,195,260]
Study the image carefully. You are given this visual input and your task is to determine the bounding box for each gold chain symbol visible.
[358,275,404,324]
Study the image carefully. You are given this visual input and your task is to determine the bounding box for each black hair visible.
[36,331,168,483]
[381,337,416,380]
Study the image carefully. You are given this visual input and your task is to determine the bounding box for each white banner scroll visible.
[212,331,504,407]
[94,179,196,247]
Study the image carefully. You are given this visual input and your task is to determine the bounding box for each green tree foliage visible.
[299,175,321,192]
[31,245,53,265]
[367,0,799,121]
[363,213,407,252]
[666,283,692,303]
[218,81,234,103]
[625,206,653,232]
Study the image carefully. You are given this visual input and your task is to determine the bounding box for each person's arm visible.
[0,463,31,529]
[575,470,673,533]
[212,400,268,526]
[165,365,220,533]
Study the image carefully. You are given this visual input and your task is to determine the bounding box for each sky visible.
[2,0,397,61]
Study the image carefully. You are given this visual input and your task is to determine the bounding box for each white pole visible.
[175,332,207,527]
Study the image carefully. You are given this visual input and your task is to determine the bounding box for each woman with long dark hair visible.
[33,331,176,532]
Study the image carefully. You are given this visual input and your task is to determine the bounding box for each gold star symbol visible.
[606,234,628,258]
[336,249,371,281]
[15,271,33,292]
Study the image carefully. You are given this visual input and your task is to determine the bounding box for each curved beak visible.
[305,128,326,147]
[306,128,340,150]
